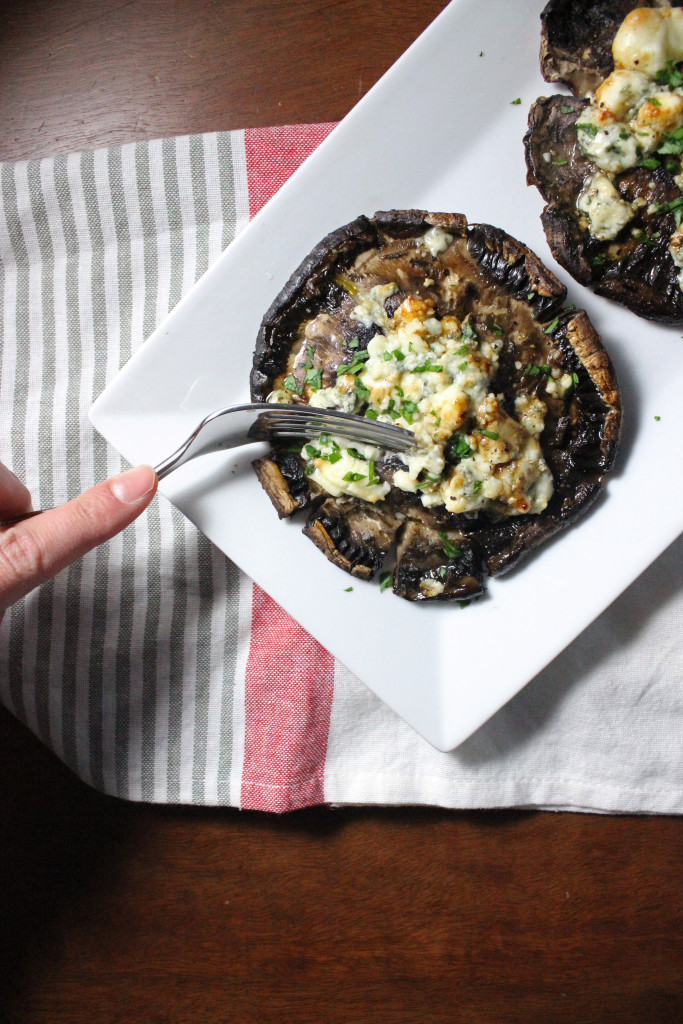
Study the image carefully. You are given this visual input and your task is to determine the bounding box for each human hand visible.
[0,462,157,619]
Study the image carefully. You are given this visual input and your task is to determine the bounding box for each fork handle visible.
[0,509,46,527]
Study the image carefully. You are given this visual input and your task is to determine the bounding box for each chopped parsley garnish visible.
[305,367,323,390]
[283,374,303,395]
[574,123,599,139]
[344,586,353,592]
[343,471,365,482]
[654,415,661,421]
[365,408,379,420]
[553,158,568,167]
[410,362,443,374]
[458,361,469,371]
[461,321,478,341]
[646,95,662,107]
[523,363,552,378]
[348,337,360,349]
[337,351,369,375]
[439,532,462,560]
[304,444,321,459]
[510,97,522,105]
[367,460,380,485]
[655,61,683,89]
[346,447,366,460]
[379,571,394,593]
[353,380,371,402]
[544,317,559,334]
[400,400,418,424]
[472,480,483,494]
[456,343,470,355]
[560,104,574,114]
[491,322,503,335]
[445,432,474,462]
[479,428,500,440]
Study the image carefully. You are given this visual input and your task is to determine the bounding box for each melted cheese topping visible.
[572,7,683,279]
[304,266,554,516]
[577,170,636,239]
[613,7,683,76]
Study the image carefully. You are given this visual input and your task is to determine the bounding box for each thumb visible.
[0,464,158,613]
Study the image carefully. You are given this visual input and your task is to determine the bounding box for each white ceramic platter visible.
[90,0,683,750]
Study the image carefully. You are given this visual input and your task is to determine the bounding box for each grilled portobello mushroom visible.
[251,211,621,601]
[526,1,683,323]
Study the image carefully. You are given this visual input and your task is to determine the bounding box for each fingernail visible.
[110,464,157,504]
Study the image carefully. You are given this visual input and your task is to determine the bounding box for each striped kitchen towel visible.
[1,125,681,813]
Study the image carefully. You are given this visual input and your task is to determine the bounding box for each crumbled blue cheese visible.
[303,285,554,517]
[302,435,389,503]
[422,225,454,257]
[573,6,683,285]
[577,171,635,240]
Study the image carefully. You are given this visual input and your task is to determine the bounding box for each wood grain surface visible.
[0,2,682,1022]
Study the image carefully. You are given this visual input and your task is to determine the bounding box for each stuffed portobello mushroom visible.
[526,1,683,323]
[250,211,621,602]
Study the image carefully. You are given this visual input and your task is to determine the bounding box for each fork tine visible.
[258,406,415,452]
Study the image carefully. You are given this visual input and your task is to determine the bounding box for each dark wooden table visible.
[1,3,681,1021]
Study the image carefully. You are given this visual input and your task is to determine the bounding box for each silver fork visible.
[154,403,416,481]
[0,404,415,526]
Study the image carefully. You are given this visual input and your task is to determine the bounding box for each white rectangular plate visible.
[91,0,683,750]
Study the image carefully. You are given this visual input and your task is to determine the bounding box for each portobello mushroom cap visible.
[251,211,621,601]
[527,0,683,324]
[540,0,678,98]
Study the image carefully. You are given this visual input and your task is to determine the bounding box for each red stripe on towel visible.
[242,125,337,811]
[241,586,335,812]
[244,123,337,217]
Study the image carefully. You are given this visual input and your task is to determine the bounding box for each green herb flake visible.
[456,343,471,355]
[479,428,500,441]
[458,361,469,371]
[472,479,483,494]
[327,451,342,464]
[367,460,380,485]
[344,586,353,592]
[392,348,405,361]
[654,415,661,421]
[346,447,366,460]
[343,471,365,482]
[544,317,559,334]
[304,444,321,459]
[553,158,568,167]
[411,362,443,374]
[365,408,379,420]
[354,380,371,402]
[445,433,474,462]
[560,104,574,114]
[401,400,418,424]
[574,123,599,139]
[439,531,463,560]
[283,374,303,395]
[305,367,323,390]
[379,571,394,593]
[510,97,522,105]
[461,321,478,341]
[348,337,360,349]
[655,60,683,89]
